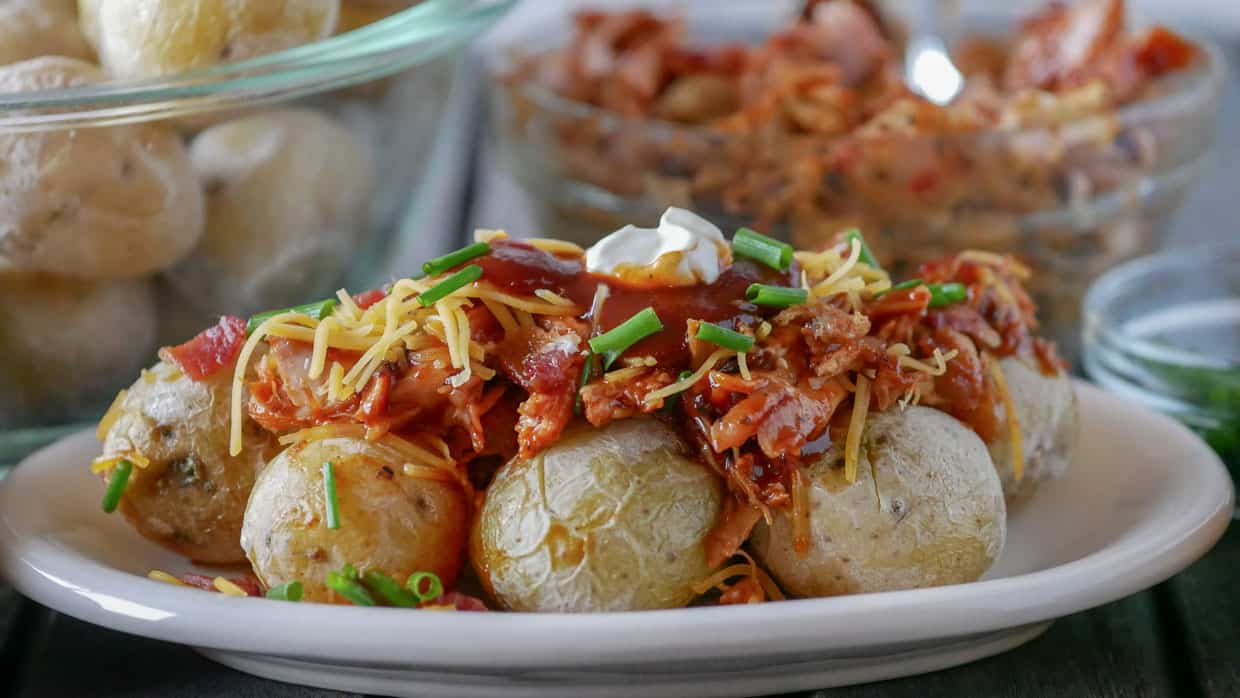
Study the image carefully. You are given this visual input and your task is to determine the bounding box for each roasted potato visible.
[0,0,92,66]
[751,406,1006,597]
[472,419,725,613]
[83,0,338,79]
[241,436,469,603]
[167,108,375,316]
[0,272,155,426]
[0,58,205,279]
[989,356,1078,500]
[99,360,278,563]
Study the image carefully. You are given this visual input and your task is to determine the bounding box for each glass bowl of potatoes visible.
[0,0,514,458]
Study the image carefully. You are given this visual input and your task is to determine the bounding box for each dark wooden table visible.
[2,35,1238,698]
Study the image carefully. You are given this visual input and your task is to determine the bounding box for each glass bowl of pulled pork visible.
[489,0,1224,361]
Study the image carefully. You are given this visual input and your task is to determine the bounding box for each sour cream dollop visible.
[585,207,732,286]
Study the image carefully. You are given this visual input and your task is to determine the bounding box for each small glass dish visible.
[1083,245,1240,478]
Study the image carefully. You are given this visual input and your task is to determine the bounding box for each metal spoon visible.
[902,0,964,105]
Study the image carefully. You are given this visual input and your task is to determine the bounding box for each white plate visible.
[0,382,1232,698]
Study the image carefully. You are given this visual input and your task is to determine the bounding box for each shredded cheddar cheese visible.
[844,374,871,483]
[643,348,733,407]
[147,570,184,586]
[213,577,248,597]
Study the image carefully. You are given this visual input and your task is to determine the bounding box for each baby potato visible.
[99,361,279,564]
[0,0,92,66]
[751,406,1006,598]
[0,272,155,426]
[990,356,1079,500]
[472,419,725,613]
[167,108,376,316]
[242,436,469,603]
[86,0,338,79]
[0,58,205,280]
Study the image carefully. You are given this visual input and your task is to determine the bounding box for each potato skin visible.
[990,357,1078,500]
[100,361,278,564]
[472,419,724,613]
[168,108,375,316]
[242,437,468,603]
[0,272,155,426]
[0,0,92,66]
[87,0,338,79]
[0,58,205,279]
[751,406,1005,597]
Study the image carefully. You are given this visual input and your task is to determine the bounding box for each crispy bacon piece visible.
[353,288,386,309]
[579,368,675,426]
[1004,0,1125,91]
[497,320,586,458]
[159,315,246,382]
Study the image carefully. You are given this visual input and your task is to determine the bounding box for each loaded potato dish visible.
[93,208,1077,610]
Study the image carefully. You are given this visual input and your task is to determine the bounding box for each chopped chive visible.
[101,459,133,513]
[322,461,341,530]
[266,581,303,602]
[406,571,444,604]
[927,282,968,308]
[875,278,923,297]
[745,283,808,308]
[423,242,491,277]
[695,322,754,353]
[844,229,881,269]
[574,349,595,416]
[733,227,793,271]
[341,563,358,579]
[588,307,663,369]
[362,570,418,608]
[416,264,483,307]
[326,569,375,606]
[246,299,337,335]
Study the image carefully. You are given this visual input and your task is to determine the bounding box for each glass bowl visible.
[1083,245,1240,479]
[486,0,1224,363]
[0,0,514,457]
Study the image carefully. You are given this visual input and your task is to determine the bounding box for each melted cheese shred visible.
[988,356,1024,481]
[96,389,127,441]
[843,374,871,483]
[643,348,733,407]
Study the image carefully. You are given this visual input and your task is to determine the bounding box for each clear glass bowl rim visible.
[1083,243,1240,374]
[489,19,1225,154]
[0,0,515,130]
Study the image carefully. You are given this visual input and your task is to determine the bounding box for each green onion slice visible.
[266,581,303,602]
[246,299,337,335]
[100,459,133,513]
[695,322,754,353]
[745,284,808,308]
[326,570,375,606]
[322,461,341,530]
[844,229,880,269]
[733,227,793,271]
[416,264,483,307]
[927,282,968,308]
[876,278,923,297]
[573,349,594,416]
[362,570,418,608]
[588,307,663,369]
[406,572,445,604]
[422,242,491,277]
